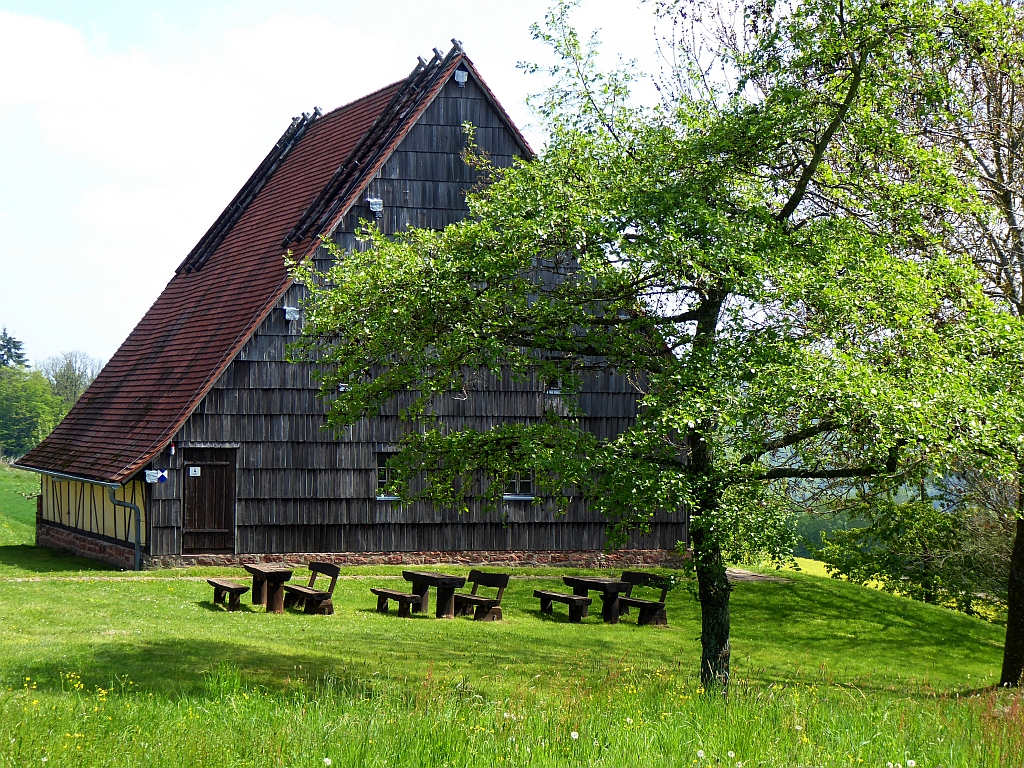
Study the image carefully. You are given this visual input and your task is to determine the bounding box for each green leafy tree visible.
[0,328,27,368]
[0,368,63,459]
[866,0,1024,686]
[818,489,1012,616]
[938,0,1024,689]
[38,351,103,413]
[291,0,1023,689]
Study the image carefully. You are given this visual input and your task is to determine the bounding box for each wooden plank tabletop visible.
[402,570,466,588]
[562,575,630,593]
[243,564,294,582]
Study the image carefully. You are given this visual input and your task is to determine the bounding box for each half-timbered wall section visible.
[39,476,147,546]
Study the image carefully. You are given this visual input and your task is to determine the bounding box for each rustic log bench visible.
[453,569,510,621]
[207,578,250,611]
[370,588,423,617]
[534,590,592,623]
[618,571,671,626]
[283,561,340,615]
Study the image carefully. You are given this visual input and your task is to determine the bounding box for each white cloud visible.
[0,2,663,360]
[0,9,410,359]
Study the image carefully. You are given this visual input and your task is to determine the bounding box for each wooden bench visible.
[453,569,510,621]
[207,578,250,611]
[618,571,671,626]
[370,588,423,617]
[283,561,340,615]
[534,590,592,623]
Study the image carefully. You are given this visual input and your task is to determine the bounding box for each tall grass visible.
[2,662,1021,767]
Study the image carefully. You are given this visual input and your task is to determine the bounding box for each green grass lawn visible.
[0,463,1020,767]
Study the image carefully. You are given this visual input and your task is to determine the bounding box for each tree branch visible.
[777,53,867,222]
[738,419,840,465]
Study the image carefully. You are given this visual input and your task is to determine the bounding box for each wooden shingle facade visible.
[19,46,687,568]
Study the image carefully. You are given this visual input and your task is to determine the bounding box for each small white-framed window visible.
[503,472,535,500]
[376,453,401,501]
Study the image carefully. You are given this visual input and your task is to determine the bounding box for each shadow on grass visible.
[195,600,259,614]
[0,544,117,575]
[12,638,394,700]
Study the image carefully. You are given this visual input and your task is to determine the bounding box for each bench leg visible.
[571,585,590,617]
[227,592,242,612]
[376,595,389,613]
[474,605,502,622]
[539,597,553,614]
[284,592,301,609]
[398,600,412,618]
[453,600,470,617]
[213,587,225,605]
[638,606,668,626]
[568,604,585,623]
[304,598,333,616]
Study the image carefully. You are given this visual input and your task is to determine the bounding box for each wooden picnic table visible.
[402,570,467,618]
[244,564,294,614]
[562,575,631,624]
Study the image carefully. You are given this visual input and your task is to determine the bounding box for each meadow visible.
[0,463,1020,767]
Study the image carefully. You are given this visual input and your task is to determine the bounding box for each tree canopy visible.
[292,0,1024,688]
[0,327,27,369]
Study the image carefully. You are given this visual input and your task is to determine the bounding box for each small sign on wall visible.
[145,469,168,483]
[189,466,202,477]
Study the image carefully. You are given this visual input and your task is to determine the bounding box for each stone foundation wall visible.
[35,516,687,571]
[146,548,688,570]
[36,519,138,570]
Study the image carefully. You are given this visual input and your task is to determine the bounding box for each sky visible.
[0,0,667,364]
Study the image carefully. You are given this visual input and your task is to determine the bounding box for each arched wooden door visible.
[182,448,236,553]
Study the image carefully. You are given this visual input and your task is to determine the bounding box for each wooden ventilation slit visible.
[177,110,321,274]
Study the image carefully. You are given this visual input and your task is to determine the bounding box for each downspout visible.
[108,488,143,572]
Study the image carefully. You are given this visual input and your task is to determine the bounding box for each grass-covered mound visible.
[0,464,1020,767]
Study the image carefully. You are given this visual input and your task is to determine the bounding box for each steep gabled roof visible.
[18,45,527,484]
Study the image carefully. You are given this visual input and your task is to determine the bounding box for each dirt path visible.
[726,567,789,583]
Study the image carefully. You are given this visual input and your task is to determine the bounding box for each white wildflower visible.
[571,732,579,740]
[697,750,705,759]
[907,762,916,768]
[625,717,633,724]
[728,751,735,758]
[323,760,332,767]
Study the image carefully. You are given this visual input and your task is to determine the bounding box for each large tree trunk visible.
[1000,515,1024,686]
[692,525,731,690]
[687,289,731,692]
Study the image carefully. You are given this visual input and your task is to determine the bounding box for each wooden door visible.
[182,448,236,553]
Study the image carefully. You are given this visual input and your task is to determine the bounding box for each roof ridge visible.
[282,44,465,248]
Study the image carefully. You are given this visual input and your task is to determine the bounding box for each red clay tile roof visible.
[18,48,507,484]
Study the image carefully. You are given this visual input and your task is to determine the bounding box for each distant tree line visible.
[0,328,102,459]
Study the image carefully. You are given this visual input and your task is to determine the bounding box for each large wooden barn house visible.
[17,45,687,569]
